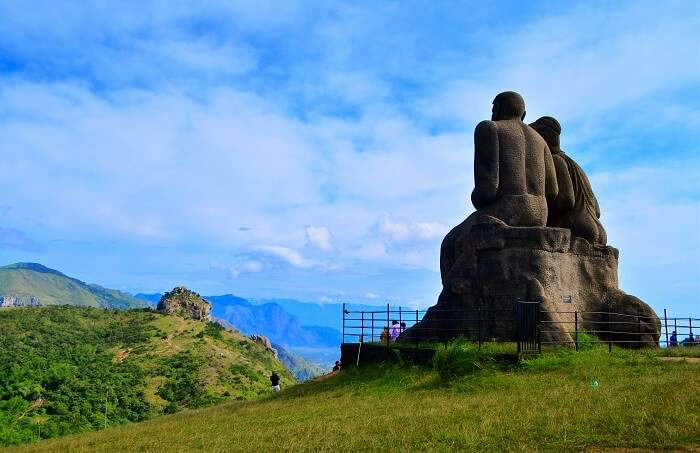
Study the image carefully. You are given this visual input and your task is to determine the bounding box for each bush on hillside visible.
[433,341,496,380]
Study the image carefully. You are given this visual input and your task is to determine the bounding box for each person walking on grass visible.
[270,371,281,393]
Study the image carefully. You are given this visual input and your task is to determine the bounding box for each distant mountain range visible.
[0,261,370,371]
[135,293,343,350]
[252,298,387,330]
[136,294,383,332]
[0,263,149,309]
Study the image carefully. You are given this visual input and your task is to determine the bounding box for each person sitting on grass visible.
[681,333,695,346]
[669,331,678,347]
[270,371,281,393]
[389,320,400,341]
[380,326,389,343]
[400,322,406,335]
[332,361,341,372]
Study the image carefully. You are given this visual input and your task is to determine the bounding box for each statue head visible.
[530,116,561,148]
[492,91,526,121]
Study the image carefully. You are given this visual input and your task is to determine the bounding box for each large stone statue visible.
[402,92,660,348]
[440,91,558,285]
[530,116,607,245]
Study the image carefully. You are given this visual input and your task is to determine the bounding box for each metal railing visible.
[341,303,699,351]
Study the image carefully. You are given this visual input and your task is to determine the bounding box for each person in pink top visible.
[389,320,400,341]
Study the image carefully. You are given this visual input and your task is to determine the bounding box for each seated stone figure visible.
[440,91,558,285]
[530,116,607,245]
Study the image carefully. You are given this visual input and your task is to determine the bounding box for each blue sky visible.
[0,1,698,315]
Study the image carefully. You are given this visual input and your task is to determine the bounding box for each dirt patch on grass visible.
[659,357,700,364]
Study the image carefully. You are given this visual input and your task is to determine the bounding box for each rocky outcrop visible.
[250,334,278,359]
[402,222,660,347]
[157,286,211,320]
[0,295,41,307]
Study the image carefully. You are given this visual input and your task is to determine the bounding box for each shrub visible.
[575,331,600,351]
[433,341,493,380]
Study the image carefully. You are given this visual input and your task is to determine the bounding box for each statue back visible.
[472,119,557,227]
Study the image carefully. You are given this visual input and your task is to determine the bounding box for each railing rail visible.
[341,302,699,351]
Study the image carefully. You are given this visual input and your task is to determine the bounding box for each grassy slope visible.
[0,264,148,309]
[0,306,293,447]
[13,348,699,452]
[0,268,101,307]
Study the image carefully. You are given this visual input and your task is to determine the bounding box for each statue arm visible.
[593,195,601,218]
[471,120,499,209]
[582,171,602,218]
[552,156,574,213]
[543,143,559,201]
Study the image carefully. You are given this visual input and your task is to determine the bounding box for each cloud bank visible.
[0,1,697,313]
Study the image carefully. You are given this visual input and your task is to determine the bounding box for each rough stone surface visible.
[250,334,278,359]
[405,223,659,346]
[402,92,660,348]
[0,295,41,307]
[157,286,211,321]
[530,116,607,245]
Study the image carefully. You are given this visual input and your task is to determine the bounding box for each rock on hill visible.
[0,262,148,309]
[157,286,211,320]
[0,305,293,447]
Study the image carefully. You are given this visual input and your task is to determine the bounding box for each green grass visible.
[11,346,699,452]
[0,306,293,447]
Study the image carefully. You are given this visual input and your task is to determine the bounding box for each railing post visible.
[664,308,669,347]
[574,311,579,352]
[516,301,521,355]
[537,302,541,354]
[478,307,482,350]
[386,303,390,347]
[415,309,419,348]
[689,318,693,337]
[637,311,641,347]
[360,311,364,343]
[399,306,402,341]
[606,312,612,352]
[371,312,375,342]
[342,302,346,344]
[674,318,677,342]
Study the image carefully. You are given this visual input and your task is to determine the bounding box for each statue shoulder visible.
[474,120,498,140]
[524,123,547,146]
[475,120,497,133]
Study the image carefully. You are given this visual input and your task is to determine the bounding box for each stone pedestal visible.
[403,223,660,347]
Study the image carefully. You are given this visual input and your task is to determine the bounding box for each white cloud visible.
[305,226,332,252]
[229,260,265,279]
[0,1,696,314]
[364,292,380,299]
[377,214,448,244]
[254,245,317,269]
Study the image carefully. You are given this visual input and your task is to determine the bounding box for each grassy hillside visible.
[0,263,148,309]
[0,306,293,447]
[11,346,699,452]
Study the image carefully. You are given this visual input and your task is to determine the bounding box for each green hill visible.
[0,263,148,309]
[9,345,699,452]
[0,306,293,447]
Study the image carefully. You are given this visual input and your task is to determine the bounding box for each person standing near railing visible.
[389,320,400,341]
[669,331,678,347]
